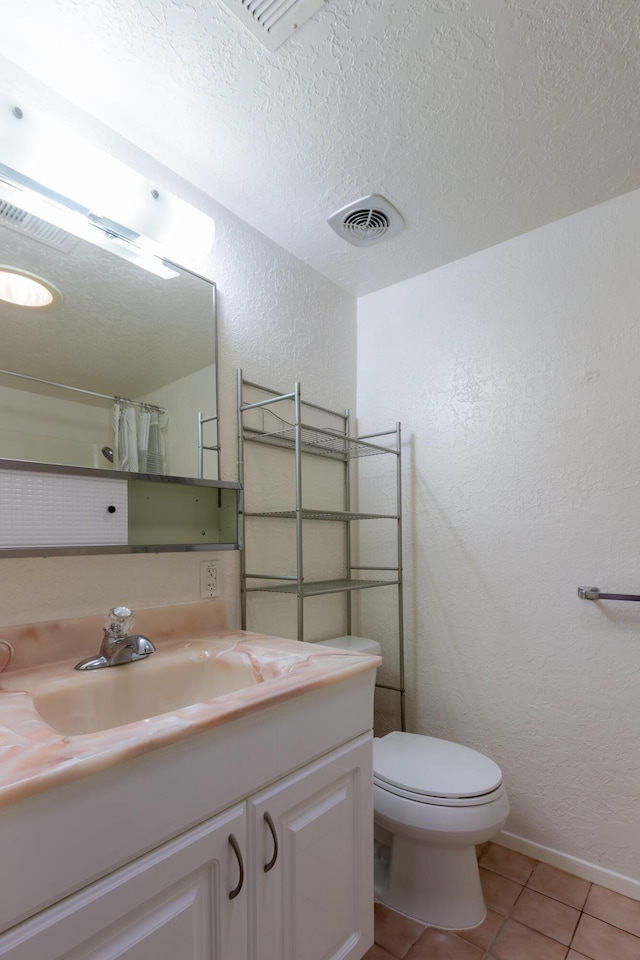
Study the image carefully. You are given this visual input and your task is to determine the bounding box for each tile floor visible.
[364,842,640,960]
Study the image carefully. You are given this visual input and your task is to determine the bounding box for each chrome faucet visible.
[75,606,156,671]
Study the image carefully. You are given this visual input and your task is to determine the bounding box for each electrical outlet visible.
[200,560,220,598]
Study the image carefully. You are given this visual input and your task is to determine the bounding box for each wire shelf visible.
[243,423,396,460]
[245,577,399,597]
[245,509,398,521]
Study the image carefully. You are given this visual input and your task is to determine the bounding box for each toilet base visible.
[374,835,487,930]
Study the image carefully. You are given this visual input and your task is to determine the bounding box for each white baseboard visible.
[498,830,640,902]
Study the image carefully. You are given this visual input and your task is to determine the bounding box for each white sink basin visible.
[11,642,259,737]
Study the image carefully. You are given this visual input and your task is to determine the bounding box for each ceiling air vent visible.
[0,198,77,253]
[328,194,405,248]
[219,0,326,51]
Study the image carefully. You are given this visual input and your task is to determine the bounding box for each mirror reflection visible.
[0,204,218,480]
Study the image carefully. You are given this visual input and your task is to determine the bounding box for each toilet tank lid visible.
[316,636,382,656]
[374,732,503,799]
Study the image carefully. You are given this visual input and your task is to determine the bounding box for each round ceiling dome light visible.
[0,266,63,308]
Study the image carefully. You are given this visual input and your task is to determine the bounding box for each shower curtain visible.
[112,400,167,474]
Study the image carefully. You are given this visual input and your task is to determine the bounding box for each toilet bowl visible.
[373,731,509,929]
[318,637,509,930]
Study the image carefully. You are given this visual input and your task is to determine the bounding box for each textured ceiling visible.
[0,0,639,296]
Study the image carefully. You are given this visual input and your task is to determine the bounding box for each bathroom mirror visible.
[0,202,219,481]
[0,145,239,556]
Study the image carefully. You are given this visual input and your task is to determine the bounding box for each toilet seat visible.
[374,777,507,807]
[374,732,504,806]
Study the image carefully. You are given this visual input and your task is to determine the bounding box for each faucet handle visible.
[104,605,136,639]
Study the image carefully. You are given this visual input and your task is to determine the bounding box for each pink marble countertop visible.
[0,601,380,810]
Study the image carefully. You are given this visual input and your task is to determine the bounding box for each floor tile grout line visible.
[509,875,579,954]
[497,875,640,957]
[581,904,640,939]
[566,894,587,953]
[567,901,586,954]
[515,886,585,947]
[525,878,593,912]
[376,843,640,960]
[572,912,640,951]
[472,910,507,958]
[401,926,424,960]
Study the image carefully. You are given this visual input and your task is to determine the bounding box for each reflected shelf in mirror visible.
[0,458,240,557]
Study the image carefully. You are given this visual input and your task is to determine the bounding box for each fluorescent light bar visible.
[0,99,215,274]
[0,176,180,280]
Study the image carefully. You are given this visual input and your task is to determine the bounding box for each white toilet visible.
[318,636,509,930]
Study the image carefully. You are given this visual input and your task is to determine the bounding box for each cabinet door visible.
[0,804,247,960]
[248,734,373,960]
[0,469,128,547]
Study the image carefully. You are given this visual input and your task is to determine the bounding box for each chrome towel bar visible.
[578,586,640,602]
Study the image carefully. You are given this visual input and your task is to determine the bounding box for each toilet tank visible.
[316,635,382,656]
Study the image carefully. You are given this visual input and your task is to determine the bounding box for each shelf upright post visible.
[196,286,221,481]
[294,382,304,642]
[237,369,247,630]
[214,286,221,480]
[344,408,352,637]
[395,422,406,731]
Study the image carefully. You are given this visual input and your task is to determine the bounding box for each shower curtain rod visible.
[0,368,165,413]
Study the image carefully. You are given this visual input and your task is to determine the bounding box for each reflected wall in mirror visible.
[0,206,219,481]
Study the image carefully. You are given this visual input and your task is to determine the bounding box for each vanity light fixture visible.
[0,180,180,281]
[0,100,215,278]
[0,266,62,308]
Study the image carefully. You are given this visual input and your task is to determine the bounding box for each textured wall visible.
[357,189,640,887]
[0,385,109,468]
[140,366,217,480]
[0,57,356,632]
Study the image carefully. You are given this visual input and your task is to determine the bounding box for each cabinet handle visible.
[263,811,278,872]
[228,833,244,900]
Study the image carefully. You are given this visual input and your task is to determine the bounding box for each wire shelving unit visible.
[237,371,406,729]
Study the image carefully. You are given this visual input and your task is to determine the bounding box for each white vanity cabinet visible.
[0,675,375,960]
[0,804,247,960]
[249,738,368,960]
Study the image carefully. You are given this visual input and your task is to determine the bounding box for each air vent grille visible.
[0,199,77,252]
[219,0,325,51]
[328,194,405,248]
[343,208,391,243]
